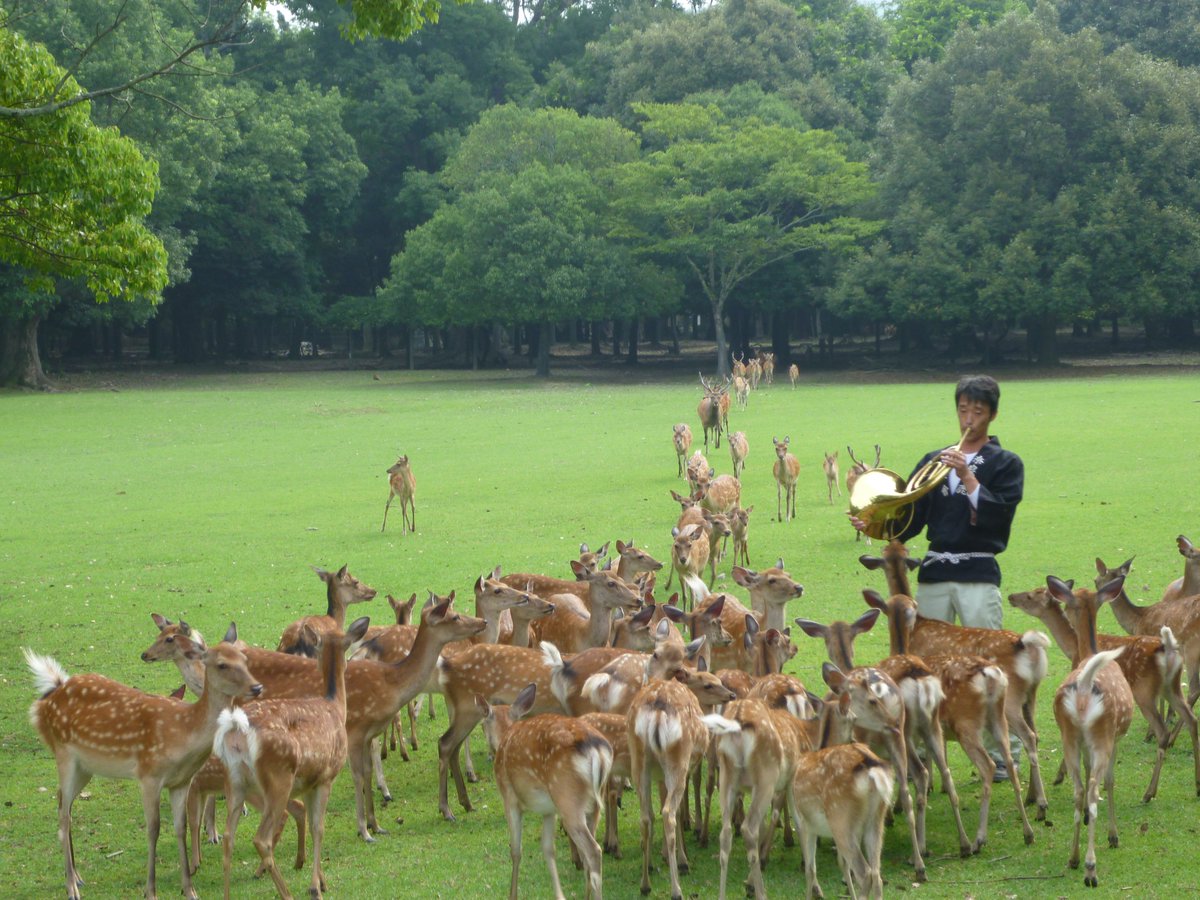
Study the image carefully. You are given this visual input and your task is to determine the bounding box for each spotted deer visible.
[733,375,750,410]
[1162,534,1200,602]
[25,635,261,900]
[381,454,416,534]
[759,351,775,386]
[698,373,728,451]
[772,437,800,523]
[673,423,693,478]
[822,451,841,504]
[1048,575,1134,888]
[728,431,748,481]
[277,565,377,656]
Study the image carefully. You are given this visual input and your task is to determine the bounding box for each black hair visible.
[955,375,1000,413]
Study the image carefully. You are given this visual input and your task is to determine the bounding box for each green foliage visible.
[886,0,1029,69]
[1053,0,1200,67]
[0,27,167,307]
[2,370,1200,897]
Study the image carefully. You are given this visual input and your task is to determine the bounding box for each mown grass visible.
[1,366,1198,899]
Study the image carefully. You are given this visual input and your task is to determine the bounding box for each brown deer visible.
[276,565,377,655]
[1162,534,1200,602]
[729,505,753,568]
[673,423,693,477]
[627,660,712,898]
[759,351,775,386]
[685,450,710,493]
[822,451,841,504]
[1047,575,1134,887]
[728,430,748,480]
[747,357,762,390]
[25,635,261,900]
[696,472,742,517]
[487,685,613,900]
[528,565,642,654]
[1009,581,1199,801]
[731,561,804,633]
[772,436,800,523]
[698,373,728,450]
[788,362,799,388]
[667,525,711,610]
[497,543,612,605]
[217,617,370,899]
[702,696,809,899]
[381,454,416,534]
[733,374,750,410]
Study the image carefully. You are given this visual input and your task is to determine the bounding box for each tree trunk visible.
[611,319,621,357]
[1111,316,1119,347]
[589,321,601,357]
[0,315,50,388]
[1030,313,1059,364]
[711,298,730,379]
[407,324,416,370]
[771,310,790,365]
[626,317,639,365]
[669,314,680,355]
[536,321,551,377]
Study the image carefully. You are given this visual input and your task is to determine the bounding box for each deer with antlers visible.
[672,423,693,477]
[26,633,262,900]
[1047,575,1134,887]
[381,454,416,534]
[277,565,377,655]
[772,436,800,523]
[697,374,729,451]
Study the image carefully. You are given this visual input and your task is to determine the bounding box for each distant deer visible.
[731,352,747,380]
[277,564,377,655]
[729,505,753,567]
[25,634,261,900]
[772,436,800,523]
[747,358,762,391]
[381,455,416,534]
[697,374,728,451]
[760,351,775,386]
[822,451,841,504]
[673,423,693,477]
[788,363,799,388]
[733,375,749,410]
[728,431,748,480]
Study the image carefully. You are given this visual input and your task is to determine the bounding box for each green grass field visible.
[2,366,1198,899]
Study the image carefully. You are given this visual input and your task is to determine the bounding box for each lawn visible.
[1,365,1198,899]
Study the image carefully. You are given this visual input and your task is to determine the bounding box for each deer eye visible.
[217,662,228,670]
[165,636,174,643]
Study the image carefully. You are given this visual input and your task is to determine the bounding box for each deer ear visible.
[570,559,587,579]
[429,597,451,621]
[706,595,725,617]
[313,566,332,582]
[862,589,887,610]
[852,608,881,635]
[696,655,709,672]
[1097,575,1125,605]
[475,575,485,593]
[597,541,610,558]
[655,618,672,640]
[1094,558,1107,574]
[822,661,846,690]
[684,636,707,660]
[474,694,491,718]
[1045,575,1074,603]
[223,622,238,644]
[151,613,170,630]
[744,614,760,638]
[906,558,921,572]
[337,564,349,579]
[662,604,685,623]
[580,542,590,555]
[794,618,826,639]
[179,621,193,637]
[616,540,627,554]
[731,566,752,587]
[511,683,537,720]
[492,565,503,580]
[447,590,456,604]
[775,557,785,571]
[859,555,884,571]
[346,617,371,643]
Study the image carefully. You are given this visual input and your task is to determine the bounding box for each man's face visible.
[957,397,996,442]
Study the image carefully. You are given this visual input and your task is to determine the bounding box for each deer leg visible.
[348,739,378,841]
[776,481,783,523]
[408,701,420,750]
[742,781,774,900]
[381,493,393,532]
[1062,739,1085,874]
[634,754,655,896]
[922,717,971,857]
[221,780,247,900]
[1083,757,1104,887]
[138,777,165,900]
[372,736,394,803]
[991,710,1034,845]
[287,798,307,870]
[168,785,198,900]
[603,779,622,857]
[1136,694,1169,803]
[661,766,688,900]
[1164,678,1200,796]
[715,760,736,900]
[885,730,925,880]
[464,727,480,782]
[700,743,718,846]
[1008,695,1047,821]
[308,785,332,897]
[438,707,480,821]
[542,814,568,900]
[55,759,90,899]
[800,821,824,900]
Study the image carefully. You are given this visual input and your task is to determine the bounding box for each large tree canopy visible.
[612,101,878,377]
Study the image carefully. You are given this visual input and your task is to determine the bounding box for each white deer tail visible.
[24,648,69,698]
[574,734,614,812]
[214,708,260,789]
[1014,630,1050,684]
[684,574,710,604]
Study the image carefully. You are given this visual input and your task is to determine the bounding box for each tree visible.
[885,0,1027,70]
[612,101,878,377]
[0,26,166,386]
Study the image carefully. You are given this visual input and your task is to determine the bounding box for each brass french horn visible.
[848,431,969,541]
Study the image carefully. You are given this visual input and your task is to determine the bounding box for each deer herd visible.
[22,356,1200,899]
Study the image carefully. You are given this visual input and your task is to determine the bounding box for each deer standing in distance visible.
[788,362,799,388]
[216,617,370,900]
[697,373,728,451]
[483,684,612,900]
[733,374,750,410]
[728,431,748,480]
[731,351,747,379]
[381,454,416,534]
[276,565,377,656]
[1008,581,1198,801]
[1093,555,1200,720]
[772,436,800,523]
[747,357,762,390]
[759,351,775,386]
[860,538,1053,816]
[1046,575,1134,887]
[822,451,841,504]
[672,423,693,477]
[25,632,262,900]
[729,505,753,568]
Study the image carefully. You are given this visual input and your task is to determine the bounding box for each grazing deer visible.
[277,564,377,655]
[25,634,261,900]
[381,454,416,534]
[1048,575,1134,887]
[1009,581,1198,801]
[486,685,612,900]
[217,617,370,899]
[822,451,841,504]
[772,436,800,523]
[728,431,748,480]
[728,505,753,569]
[697,373,728,450]
[788,362,799,388]
[759,351,775,386]
[733,375,749,410]
[673,423,693,477]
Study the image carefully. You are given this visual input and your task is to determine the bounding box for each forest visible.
[3,0,1200,386]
